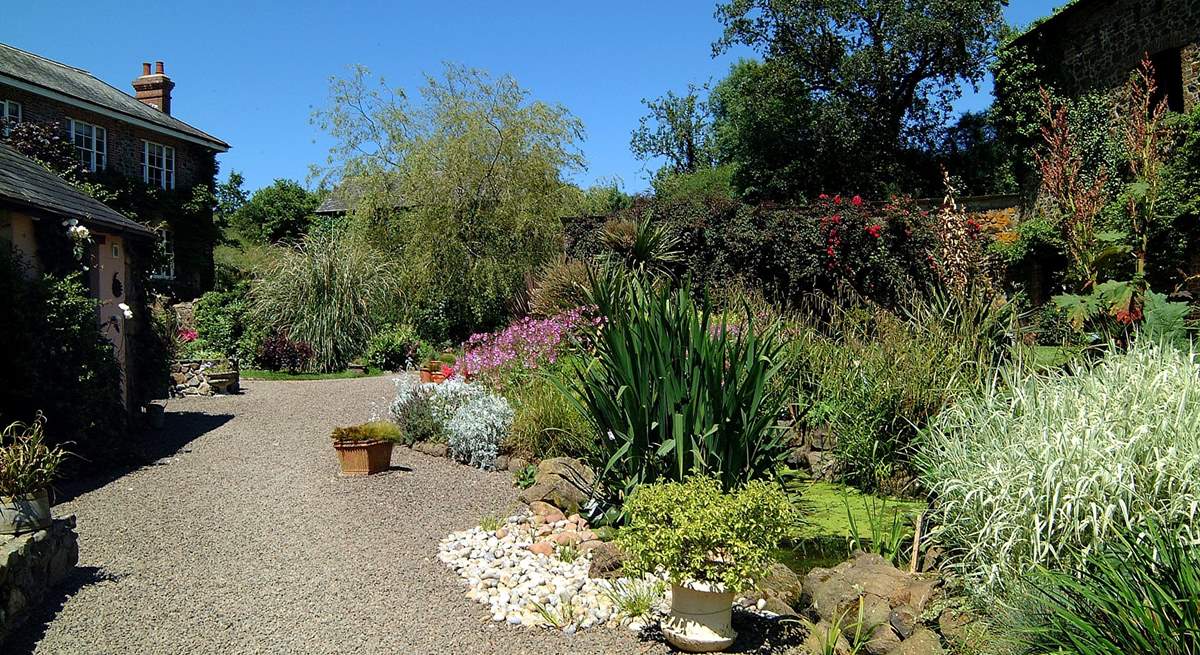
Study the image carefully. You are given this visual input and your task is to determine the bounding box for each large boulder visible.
[517,457,594,514]
[741,562,803,616]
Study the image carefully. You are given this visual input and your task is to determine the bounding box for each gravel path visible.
[9,376,671,655]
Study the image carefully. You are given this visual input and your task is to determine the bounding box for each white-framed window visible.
[67,119,106,171]
[151,228,175,280]
[143,141,175,190]
[1,100,20,136]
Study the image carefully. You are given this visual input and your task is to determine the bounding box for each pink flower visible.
[866,224,883,239]
[851,195,863,207]
[177,328,198,342]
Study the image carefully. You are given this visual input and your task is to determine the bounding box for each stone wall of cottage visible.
[1021,0,1200,110]
[0,517,78,644]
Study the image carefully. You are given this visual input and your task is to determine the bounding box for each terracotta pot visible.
[662,581,736,653]
[0,490,52,535]
[419,369,433,383]
[430,371,447,384]
[333,440,395,476]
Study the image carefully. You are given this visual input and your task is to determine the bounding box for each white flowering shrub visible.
[389,376,512,469]
[917,340,1200,597]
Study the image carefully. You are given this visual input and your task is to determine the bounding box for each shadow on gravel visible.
[52,411,234,505]
[4,566,122,654]
[637,608,807,654]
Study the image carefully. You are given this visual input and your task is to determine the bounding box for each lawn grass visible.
[240,367,387,381]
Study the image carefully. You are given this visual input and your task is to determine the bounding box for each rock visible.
[518,478,588,515]
[170,372,188,385]
[755,562,803,608]
[528,501,559,517]
[888,627,944,655]
[536,457,595,486]
[785,444,812,467]
[586,542,625,579]
[806,450,838,479]
[527,541,554,556]
[893,578,938,613]
[552,532,582,546]
[802,567,863,623]
[936,609,974,651]
[507,457,528,472]
[494,455,510,471]
[889,604,919,639]
[578,540,605,555]
[865,624,901,655]
[426,443,448,458]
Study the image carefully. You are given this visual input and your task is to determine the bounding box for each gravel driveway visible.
[8,376,672,655]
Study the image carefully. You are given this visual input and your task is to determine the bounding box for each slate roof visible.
[0,143,155,238]
[315,177,407,215]
[0,43,229,151]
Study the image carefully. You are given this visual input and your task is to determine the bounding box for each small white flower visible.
[123,310,134,320]
[118,303,130,311]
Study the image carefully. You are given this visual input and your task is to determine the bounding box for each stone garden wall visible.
[0,517,78,644]
[170,360,240,397]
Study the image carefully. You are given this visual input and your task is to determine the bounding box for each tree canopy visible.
[313,63,586,340]
[231,179,321,245]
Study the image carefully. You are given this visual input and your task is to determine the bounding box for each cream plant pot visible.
[0,490,52,535]
[662,580,737,653]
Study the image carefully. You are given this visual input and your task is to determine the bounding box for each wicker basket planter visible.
[333,440,395,476]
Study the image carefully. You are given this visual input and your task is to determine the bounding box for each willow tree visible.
[313,64,586,341]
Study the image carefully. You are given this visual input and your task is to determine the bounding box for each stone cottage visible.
[1014,0,1200,111]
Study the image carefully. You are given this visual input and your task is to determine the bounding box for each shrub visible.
[0,416,69,497]
[787,287,1012,491]
[330,421,403,443]
[389,377,511,468]
[446,391,513,470]
[252,231,400,372]
[366,324,422,371]
[529,256,591,317]
[256,331,314,373]
[505,367,595,459]
[192,284,262,364]
[457,307,598,390]
[567,270,789,521]
[1014,522,1200,655]
[916,340,1200,596]
[618,476,796,591]
[0,252,125,464]
[390,383,445,445]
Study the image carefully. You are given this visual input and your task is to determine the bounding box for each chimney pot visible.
[142,62,151,75]
[132,62,175,115]
[155,61,164,74]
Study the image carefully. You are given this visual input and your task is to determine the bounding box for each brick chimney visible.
[131,61,175,115]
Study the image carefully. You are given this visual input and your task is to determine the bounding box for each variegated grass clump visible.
[917,340,1200,597]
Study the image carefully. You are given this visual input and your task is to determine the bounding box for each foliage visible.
[251,230,400,372]
[916,341,1200,597]
[314,63,585,342]
[388,381,445,445]
[479,513,502,532]
[845,497,916,569]
[445,390,513,470]
[566,271,788,521]
[192,284,262,364]
[712,0,1006,199]
[0,416,69,497]
[629,83,714,176]
[231,178,321,244]
[651,164,737,204]
[389,377,512,468]
[1015,522,1200,655]
[618,476,796,591]
[599,216,682,275]
[330,421,403,443]
[529,257,591,318]
[601,578,664,619]
[365,324,423,371]
[785,287,1011,490]
[456,307,597,390]
[255,331,314,373]
[514,463,537,490]
[0,252,125,465]
[506,368,595,460]
[213,170,249,239]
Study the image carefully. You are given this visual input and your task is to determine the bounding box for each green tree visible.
[630,84,714,177]
[313,63,585,341]
[214,170,249,238]
[712,0,1007,198]
[232,179,320,244]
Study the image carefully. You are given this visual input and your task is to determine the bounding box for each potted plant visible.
[331,421,403,476]
[618,476,796,653]
[420,360,440,383]
[0,415,68,535]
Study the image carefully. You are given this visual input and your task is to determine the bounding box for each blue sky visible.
[7,1,1055,195]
